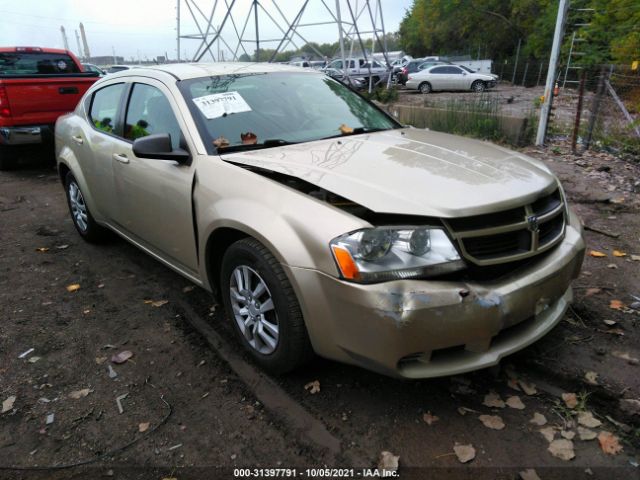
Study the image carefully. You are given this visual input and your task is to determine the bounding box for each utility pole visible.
[535,0,570,146]
[177,0,181,62]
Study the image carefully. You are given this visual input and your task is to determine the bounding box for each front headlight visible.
[330,226,465,283]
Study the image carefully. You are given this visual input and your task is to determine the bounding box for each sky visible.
[0,0,413,62]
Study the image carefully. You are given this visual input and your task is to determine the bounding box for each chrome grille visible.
[444,188,566,265]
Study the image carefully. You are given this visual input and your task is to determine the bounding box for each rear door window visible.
[0,52,81,75]
[89,83,126,135]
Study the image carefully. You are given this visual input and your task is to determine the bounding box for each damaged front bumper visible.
[286,210,585,378]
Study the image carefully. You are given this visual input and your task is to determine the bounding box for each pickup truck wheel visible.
[64,172,107,242]
[472,80,486,92]
[220,238,313,374]
[0,147,19,171]
[419,82,432,94]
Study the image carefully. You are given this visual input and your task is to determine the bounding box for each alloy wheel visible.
[68,181,88,232]
[229,265,279,355]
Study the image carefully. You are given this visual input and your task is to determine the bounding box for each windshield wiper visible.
[318,126,391,141]
[217,139,297,153]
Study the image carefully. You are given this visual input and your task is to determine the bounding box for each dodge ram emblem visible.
[526,215,539,232]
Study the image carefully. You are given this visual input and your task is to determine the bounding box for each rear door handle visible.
[59,87,79,94]
[71,135,83,145]
[112,153,129,164]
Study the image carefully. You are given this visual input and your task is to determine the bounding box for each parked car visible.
[82,63,106,76]
[106,65,133,74]
[290,60,310,68]
[323,67,366,90]
[406,64,498,93]
[323,57,388,83]
[0,46,99,169]
[395,59,447,85]
[55,63,585,378]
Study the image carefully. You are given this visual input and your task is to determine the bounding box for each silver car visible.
[406,64,498,93]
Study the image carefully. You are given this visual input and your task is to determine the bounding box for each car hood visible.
[220,128,557,218]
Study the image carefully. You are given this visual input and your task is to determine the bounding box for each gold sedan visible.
[55,63,585,378]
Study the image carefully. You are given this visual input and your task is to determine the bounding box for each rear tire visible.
[419,82,432,94]
[472,80,486,92]
[64,171,107,243]
[220,238,313,374]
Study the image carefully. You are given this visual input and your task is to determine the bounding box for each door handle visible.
[71,135,83,145]
[112,153,129,164]
[59,87,79,94]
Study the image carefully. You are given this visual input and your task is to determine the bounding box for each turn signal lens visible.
[331,244,360,280]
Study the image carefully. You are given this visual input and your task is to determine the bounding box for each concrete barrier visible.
[381,104,532,146]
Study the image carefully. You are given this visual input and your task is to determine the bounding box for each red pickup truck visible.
[0,47,99,169]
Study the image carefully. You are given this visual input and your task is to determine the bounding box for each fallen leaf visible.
[28,356,41,364]
[519,469,541,480]
[182,285,195,293]
[506,396,525,410]
[631,254,640,261]
[56,244,69,250]
[603,319,617,326]
[453,443,476,463]
[339,124,354,134]
[457,406,478,416]
[378,451,399,472]
[213,135,229,148]
[561,430,576,440]
[612,351,639,365]
[613,250,626,257]
[519,380,537,396]
[422,411,439,425]
[585,287,602,297]
[240,131,258,145]
[530,412,547,426]
[507,378,521,391]
[304,380,320,394]
[95,356,107,365]
[151,299,168,307]
[479,414,505,430]
[35,247,49,253]
[548,439,575,460]
[66,283,81,292]
[598,431,623,455]
[577,411,602,428]
[539,426,556,442]
[584,371,599,385]
[2,396,16,413]
[609,299,625,310]
[562,392,578,409]
[577,426,597,440]
[68,388,93,399]
[589,250,607,258]
[111,350,134,364]
[483,392,505,408]
[607,263,618,269]
[139,422,150,433]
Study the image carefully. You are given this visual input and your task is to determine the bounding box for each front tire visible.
[220,238,313,374]
[419,82,432,94]
[64,172,107,242]
[472,80,486,92]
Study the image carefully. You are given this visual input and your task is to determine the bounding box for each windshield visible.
[179,72,399,153]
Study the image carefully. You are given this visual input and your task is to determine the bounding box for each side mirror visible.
[132,134,190,163]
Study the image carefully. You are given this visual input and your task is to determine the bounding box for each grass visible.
[421,94,505,142]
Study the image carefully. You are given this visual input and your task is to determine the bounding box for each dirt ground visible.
[1,142,639,479]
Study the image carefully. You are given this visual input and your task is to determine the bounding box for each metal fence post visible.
[583,66,607,151]
[571,70,586,153]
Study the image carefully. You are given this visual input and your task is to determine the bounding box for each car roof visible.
[106,62,315,81]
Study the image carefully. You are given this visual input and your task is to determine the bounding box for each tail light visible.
[0,86,11,117]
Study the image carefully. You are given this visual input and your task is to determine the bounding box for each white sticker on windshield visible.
[192,91,252,119]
